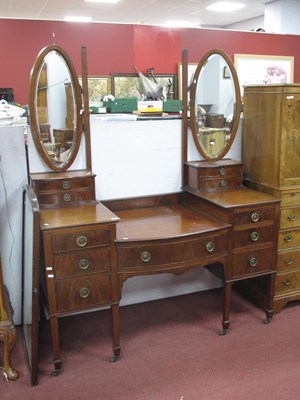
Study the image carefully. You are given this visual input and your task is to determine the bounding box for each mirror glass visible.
[190,49,241,161]
[29,45,83,172]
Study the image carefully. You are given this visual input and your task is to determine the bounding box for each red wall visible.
[1,19,300,104]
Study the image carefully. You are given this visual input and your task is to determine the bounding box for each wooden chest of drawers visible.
[30,170,96,208]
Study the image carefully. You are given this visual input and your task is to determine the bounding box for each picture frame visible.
[234,54,294,95]
[177,63,198,100]
[111,73,178,99]
[223,66,230,79]
[78,76,111,103]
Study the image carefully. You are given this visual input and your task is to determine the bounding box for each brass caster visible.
[219,329,228,336]
[50,369,61,377]
[110,355,120,363]
[263,318,271,325]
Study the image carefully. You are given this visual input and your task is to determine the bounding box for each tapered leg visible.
[0,320,19,381]
[220,282,232,336]
[264,273,276,324]
[49,316,61,375]
[110,304,120,362]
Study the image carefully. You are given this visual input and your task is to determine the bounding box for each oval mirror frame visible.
[190,48,242,161]
[29,45,83,172]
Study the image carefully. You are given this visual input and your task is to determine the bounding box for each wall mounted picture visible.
[78,76,111,103]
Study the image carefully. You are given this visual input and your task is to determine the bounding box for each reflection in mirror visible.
[22,185,40,386]
[190,49,241,161]
[29,45,83,172]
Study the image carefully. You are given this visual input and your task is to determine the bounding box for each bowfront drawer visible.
[198,175,242,190]
[280,208,300,229]
[52,229,111,252]
[39,188,95,206]
[277,249,300,272]
[34,176,95,192]
[278,228,300,250]
[234,207,275,226]
[276,271,300,295]
[55,275,112,313]
[232,247,273,278]
[233,225,274,248]
[53,248,111,278]
[117,233,227,270]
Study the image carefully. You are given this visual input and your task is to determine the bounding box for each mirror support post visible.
[81,47,92,171]
[181,49,188,188]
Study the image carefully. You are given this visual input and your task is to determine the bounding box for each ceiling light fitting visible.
[206,2,246,12]
[64,16,93,22]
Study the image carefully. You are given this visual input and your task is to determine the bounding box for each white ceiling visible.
[1,0,274,28]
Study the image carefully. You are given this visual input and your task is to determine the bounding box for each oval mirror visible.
[29,45,83,172]
[190,49,242,161]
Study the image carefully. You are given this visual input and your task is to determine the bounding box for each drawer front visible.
[234,225,274,248]
[53,248,111,278]
[275,271,300,295]
[35,176,95,192]
[198,175,242,190]
[280,208,300,229]
[52,229,110,252]
[277,249,300,272]
[117,233,227,270]
[198,165,242,178]
[232,247,273,279]
[39,188,95,206]
[55,275,112,313]
[281,191,300,207]
[234,207,275,226]
[278,228,300,250]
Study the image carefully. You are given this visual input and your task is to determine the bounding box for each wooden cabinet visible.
[243,84,300,313]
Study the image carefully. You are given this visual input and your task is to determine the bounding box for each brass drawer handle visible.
[206,242,214,252]
[284,258,293,265]
[63,193,71,202]
[79,287,90,298]
[141,251,151,263]
[219,179,227,188]
[284,235,293,243]
[249,257,257,267]
[62,181,71,190]
[250,212,260,223]
[78,258,90,270]
[283,279,291,286]
[250,231,260,242]
[76,235,88,247]
[288,214,296,222]
[219,168,226,176]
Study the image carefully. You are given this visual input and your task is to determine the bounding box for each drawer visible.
[38,187,95,207]
[277,249,300,272]
[275,271,300,295]
[232,247,273,279]
[234,207,275,226]
[34,176,95,192]
[197,175,242,190]
[233,225,274,248]
[278,228,300,250]
[281,191,300,207]
[280,208,300,229]
[53,248,111,278]
[52,229,111,252]
[117,233,227,270]
[55,275,112,313]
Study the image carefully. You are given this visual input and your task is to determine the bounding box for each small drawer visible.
[278,228,300,250]
[197,175,242,190]
[52,229,111,252]
[34,176,95,192]
[281,191,300,207]
[117,233,228,270]
[232,247,273,279]
[275,271,300,295]
[233,225,274,248]
[53,248,111,278]
[55,275,112,313]
[234,207,275,226]
[280,208,300,229]
[277,249,300,272]
[38,187,95,206]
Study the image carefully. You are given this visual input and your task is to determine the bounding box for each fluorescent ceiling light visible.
[84,0,120,3]
[206,2,246,12]
[64,16,92,22]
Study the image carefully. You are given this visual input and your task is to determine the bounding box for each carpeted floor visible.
[1,288,300,400]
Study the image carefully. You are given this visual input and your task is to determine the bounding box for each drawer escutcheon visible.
[63,193,71,202]
[206,242,214,253]
[284,235,293,243]
[284,258,293,265]
[78,258,90,270]
[250,212,260,223]
[219,168,226,176]
[288,214,296,222]
[141,251,151,263]
[250,231,260,242]
[219,179,227,188]
[79,287,90,298]
[62,181,71,190]
[249,257,257,267]
[76,235,88,247]
[283,279,291,286]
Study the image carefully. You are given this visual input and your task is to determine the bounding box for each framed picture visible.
[234,54,294,95]
[223,66,230,79]
[111,73,178,99]
[78,76,111,103]
[177,63,198,100]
